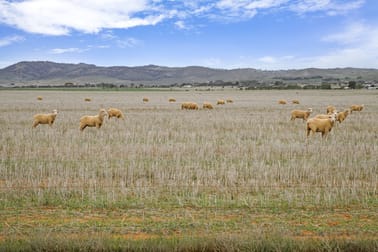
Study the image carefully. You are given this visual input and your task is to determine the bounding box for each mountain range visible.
[1,61,378,87]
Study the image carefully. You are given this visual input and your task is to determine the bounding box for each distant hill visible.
[1,61,378,87]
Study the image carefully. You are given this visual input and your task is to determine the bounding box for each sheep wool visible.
[32,109,58,128]
[79,109,107,131]
[350,104,364,113]
[290,108,312,121]
[306,113,336,138]
[203,102,214,110]
[107,108,124,120]
[336,110,350,123]
[181,102,199,110]
[217,99,225,105]
[326,105,337,114]
[292,100,300,104]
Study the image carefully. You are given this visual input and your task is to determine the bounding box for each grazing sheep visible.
[336,109,350,123]
[226,99,233,103]
[315,111,338,120]
[107,108,124,120]
[143,97,149,103]
[217,99,225,105]
[203,102,214,110]
[278,100,287,105]
[350,104,364,113]
[326,105,336,114]
[32,109,58,128]
[84,98,91,102]
[181,102,199,110]
[292,99,300,104]
[290,108,312,121]
[37,96,43,101]
[79,109,107,131]
[306,113,336,138]
[168,98,176,103]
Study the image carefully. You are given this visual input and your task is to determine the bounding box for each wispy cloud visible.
[116,37,142,48]
[0,0,365,35]
[49,47,85,54]
[290,0,364,15]
[0,35,24,47]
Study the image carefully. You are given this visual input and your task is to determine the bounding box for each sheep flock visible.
[30,94,365,140]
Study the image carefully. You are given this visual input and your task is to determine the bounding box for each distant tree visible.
[348,81,357,89]
[320,83,331,89]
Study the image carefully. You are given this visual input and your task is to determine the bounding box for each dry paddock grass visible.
[0,89,377,249]
[0,89,377,207]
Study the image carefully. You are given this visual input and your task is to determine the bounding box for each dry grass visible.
[0,89,377,249]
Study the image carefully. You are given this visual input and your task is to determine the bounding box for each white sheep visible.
[32,109,58,128]
[79,109,107,131]
[181,102,199,110]
[350,104,364,113]
[315,111,338,119]
[292,99,300,104]
[306,113,336,138]
[217,99,225,105]
[290,108,312,121]
[107,108,124,120]
[203,102,214,109]
[326,105,336,114]
[336,109,350,123]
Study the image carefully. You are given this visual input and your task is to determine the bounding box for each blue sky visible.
[0,0,377,70]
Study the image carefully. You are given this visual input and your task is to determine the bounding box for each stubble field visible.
[0,89,377,251]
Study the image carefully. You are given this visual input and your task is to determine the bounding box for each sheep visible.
[143,97,149,103]
[84,98,91,102]
[79,109,107,131]
[326,105,336,114]
[203,102,214,110]
[315,111,338,120]
[292,99,300,104]
[181,102,199,110]
[217,99,225,105]
[168,98,176,103]
[37,96,43,101]
[290,108,312,121]
[350,104,364,113]
[336,109,350,123]
[306,113,336,138]
[107,108,124,120]
[278,100,287,105]
[226,99,233,103]
[32,109,58,128]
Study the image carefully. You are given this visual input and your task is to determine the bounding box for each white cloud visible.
[175,20,186,30]
[0,35,24,47]
[0,0,366,35]
[248,22,378,69]
[290,0,364,15]
[0,0,167,35]
[258,56,277,64]
[49,47,84,54]
[314,22,378,68]
[116,37,142,48]
[322,22,367,45]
